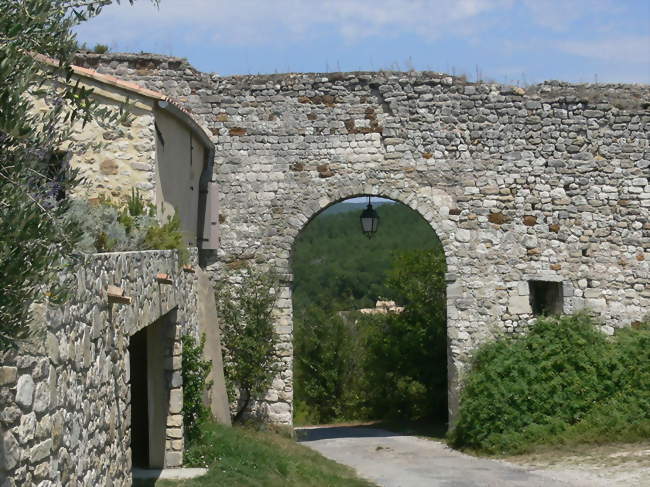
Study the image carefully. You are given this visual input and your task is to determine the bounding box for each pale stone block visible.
[508,295,532,315]
[1,431,20,471]
[16,413,36,445]
[29,438,52,463]
[169,389,183,414]
[165,451,183,468]
[15,375,34,409]
[0,366,17,386]
[167,415,182,427]
[167,428,182,439]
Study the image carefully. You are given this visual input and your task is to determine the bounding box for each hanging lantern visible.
[360,196,379,238]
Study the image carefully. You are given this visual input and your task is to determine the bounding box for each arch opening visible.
[290,194,449,429]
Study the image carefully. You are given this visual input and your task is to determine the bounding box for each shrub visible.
[449,313,650,454]
[92,43,109,54]
[216,269,281,423]
[362,249,447,422]
[63,196,188,261]
[294,307,368,424]
[142,213,189,263]
[182,333,212,445]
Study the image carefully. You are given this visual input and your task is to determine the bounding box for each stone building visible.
[34,56,220,248]
[0,60,226,485]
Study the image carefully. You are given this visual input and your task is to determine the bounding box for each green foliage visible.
[449,313,650,454]
[118,188,152,233]
[63,197,188,261]
[92,43,109,54]
[0,0,155,349]
[217,270,281,423]
[292,202,443,313]
[362,249,447,421]
[293,201,448,425]
[182,333,212,445]
[295,249,449,425]
[294,308,368,424]
[142,213,189,264]
[182,420,373,486]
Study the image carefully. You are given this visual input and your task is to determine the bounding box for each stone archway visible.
[289,192,454,425]
[242,181,469,426]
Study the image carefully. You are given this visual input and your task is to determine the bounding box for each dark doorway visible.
[129,327,150,468]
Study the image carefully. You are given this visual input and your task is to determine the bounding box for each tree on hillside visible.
[0,0,157,350]
[363,249,448,421]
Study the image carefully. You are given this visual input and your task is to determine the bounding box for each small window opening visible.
[529,280,563,316]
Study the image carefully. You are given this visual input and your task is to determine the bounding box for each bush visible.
[362,249,447,422]
[92,43,109,54]
[449,314,650,454]
[182,333,212,445]
[293,248,447,425]
[63,195,188,262]
[216,269,281,423]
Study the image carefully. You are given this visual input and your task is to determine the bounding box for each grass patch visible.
[141,421,375,486]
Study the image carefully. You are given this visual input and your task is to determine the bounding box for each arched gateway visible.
[74,53,650,425]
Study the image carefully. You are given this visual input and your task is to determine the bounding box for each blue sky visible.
[76,0,650,84]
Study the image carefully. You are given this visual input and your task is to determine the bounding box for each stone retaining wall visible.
[73,53,650,425]
[0,249,199,486]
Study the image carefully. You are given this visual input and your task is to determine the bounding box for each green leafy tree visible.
[362,249,447,421]
[294,306,367,424]
[216,269,281,423]
[0,0,156,349]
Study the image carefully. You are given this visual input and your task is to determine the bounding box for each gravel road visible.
[296,426,610,487]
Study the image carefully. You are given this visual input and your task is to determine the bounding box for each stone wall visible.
[32,83,158,205]
[74,52,650,424]
[0,249,200,486]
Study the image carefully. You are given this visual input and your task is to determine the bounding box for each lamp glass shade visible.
[360,203,379,238]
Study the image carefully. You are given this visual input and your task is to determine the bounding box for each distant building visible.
[358,300,405,315]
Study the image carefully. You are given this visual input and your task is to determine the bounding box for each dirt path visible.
[297,426,579,486]
[505,441,650,487]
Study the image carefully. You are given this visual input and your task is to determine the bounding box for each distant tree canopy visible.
[0,0,156,349]
[292,202,444,314]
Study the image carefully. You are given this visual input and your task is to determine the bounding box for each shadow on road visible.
[296,426,404,442]
[296,418,448,443]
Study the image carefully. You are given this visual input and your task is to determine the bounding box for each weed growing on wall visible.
[182,333,212,445]
[449,313,650,455]
[216,270,280,423]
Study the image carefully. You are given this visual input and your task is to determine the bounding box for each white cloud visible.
[76,0,515,46]
[556,36,650,63]
[521,0,620,31]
